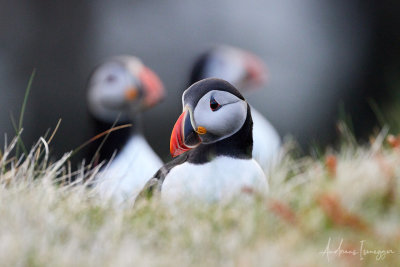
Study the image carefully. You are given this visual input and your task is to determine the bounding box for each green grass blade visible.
[16,69,36,157]
[9,112,27,155]
[368,98,388,129]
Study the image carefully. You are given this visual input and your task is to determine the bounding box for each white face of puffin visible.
[192,90,247,143]
[204,48,244,85]
[87,57,165,123]
[88,61,139,122]
[204,46,266,92]
[171,81,248,157]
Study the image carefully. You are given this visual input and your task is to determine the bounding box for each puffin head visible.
[170,78,249,157]
[190,45,267,92]
[87,55,165,123]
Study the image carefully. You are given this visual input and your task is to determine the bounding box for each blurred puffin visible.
[86,55,165,203]
[140,78,268,203]
[189,45,281,171]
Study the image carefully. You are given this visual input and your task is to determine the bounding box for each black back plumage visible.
[188,50,211,86]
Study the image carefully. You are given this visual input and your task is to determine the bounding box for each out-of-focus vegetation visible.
[1,126,400,266]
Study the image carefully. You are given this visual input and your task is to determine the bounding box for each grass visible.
[13,69,36,157]
[0,127,399,267]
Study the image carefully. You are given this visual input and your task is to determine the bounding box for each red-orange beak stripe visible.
[170,111,191,157]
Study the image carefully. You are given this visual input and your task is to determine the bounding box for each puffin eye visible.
[210,96,221,111]
[106,74,117,83]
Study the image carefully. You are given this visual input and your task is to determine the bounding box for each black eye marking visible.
[210,96,221,111]
[106,74,117,83]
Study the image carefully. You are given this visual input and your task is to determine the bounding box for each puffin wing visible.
[137,153,189,200]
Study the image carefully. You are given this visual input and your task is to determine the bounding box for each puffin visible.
[140,78,268,203]
[86,55,165,203]
[189,45,281,171]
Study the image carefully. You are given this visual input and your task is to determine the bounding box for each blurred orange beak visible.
[244,52,267,88]
[139,66,165,107]
[124,87,139,101]
[170,108,203,157]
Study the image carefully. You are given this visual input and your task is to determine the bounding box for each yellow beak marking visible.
[124,87,139,101]
[196,126,207,135]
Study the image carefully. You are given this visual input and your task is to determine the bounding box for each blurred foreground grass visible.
[0,129,400,267]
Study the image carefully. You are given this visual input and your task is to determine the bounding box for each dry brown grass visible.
[0,132,399,267]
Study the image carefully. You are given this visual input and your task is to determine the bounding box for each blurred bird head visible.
[189,45,267,92]
[87,55,165,123]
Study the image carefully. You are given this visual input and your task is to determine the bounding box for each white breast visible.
[250,106,281,171]
[94,135,163,204]
[161,156,268,203]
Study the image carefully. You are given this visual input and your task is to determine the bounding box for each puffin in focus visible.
[189,45,281,171]
[86,55,165,203]
[140,78,268,203]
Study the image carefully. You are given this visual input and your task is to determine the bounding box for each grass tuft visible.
[0,128,399,266]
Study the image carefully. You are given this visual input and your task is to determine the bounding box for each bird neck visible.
[87,114,142,165]
[187,104,253,164]
[189,51,211,86]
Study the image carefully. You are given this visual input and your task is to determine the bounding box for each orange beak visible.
[139,66,165,107]
[170,108,202,157]
[243,52,267,89]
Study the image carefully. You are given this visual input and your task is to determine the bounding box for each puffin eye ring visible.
[210,96,221,111]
